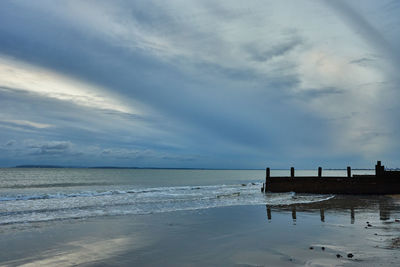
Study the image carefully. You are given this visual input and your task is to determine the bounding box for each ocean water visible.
[0,168,373,226]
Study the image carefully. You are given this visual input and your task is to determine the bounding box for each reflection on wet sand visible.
[266,195,400,223]
[320,208,325,222]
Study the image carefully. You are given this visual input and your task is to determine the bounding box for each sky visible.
[0,0,400,169]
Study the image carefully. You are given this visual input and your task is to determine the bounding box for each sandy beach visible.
[1,195,399,266]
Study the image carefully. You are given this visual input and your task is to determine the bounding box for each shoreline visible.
[1,195,400,266]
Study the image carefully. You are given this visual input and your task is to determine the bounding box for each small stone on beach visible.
[309,246,313,250]
[321,246,325,251]
[347,253,354,258]
[336,254,341,258]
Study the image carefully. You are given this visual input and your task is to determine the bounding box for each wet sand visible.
[1,195,400,266]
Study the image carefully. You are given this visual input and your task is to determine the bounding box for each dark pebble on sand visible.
[347,253,354,258]
[366,221,369,224]
[367,224,372,227]
[336,254,342,258]
[374,233,378,235]
[309,246,313,250]
[321,247,325,251]
[241,184,246,186]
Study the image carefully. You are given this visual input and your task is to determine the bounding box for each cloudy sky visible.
[0,0,399,168]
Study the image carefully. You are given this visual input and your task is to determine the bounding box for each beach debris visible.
[336,254,342,258]
[395,219,400,222]
[389,237,400,249]
[309,246,314,250]
[347,253,354,258]
[367,223,372,227]
[321,246,325,251]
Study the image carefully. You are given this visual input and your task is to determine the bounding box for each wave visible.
[264,193,335,206]
[0,184,256,202]
[0,182,112,189]
[0,183,335,226]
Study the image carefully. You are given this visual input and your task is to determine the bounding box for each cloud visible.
[246,36,303,63]
[295,87,344,99]
[5,140,16,147]
[26,141,72,156]
[349,57,376,66]
[0,56,139,114]
[0,1,400,168]
[0,119,52,129]
[324,0,400,72]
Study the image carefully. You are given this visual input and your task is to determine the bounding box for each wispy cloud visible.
[0,56,139,114]
[5,140,16,147]
[27,140,72,156]
[0,119,52,129]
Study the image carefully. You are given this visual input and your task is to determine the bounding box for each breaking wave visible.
[0,183,334,225]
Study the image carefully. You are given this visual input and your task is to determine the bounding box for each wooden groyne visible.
[261,161,400,194]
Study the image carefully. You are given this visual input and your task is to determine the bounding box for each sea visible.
[0,168,374,227]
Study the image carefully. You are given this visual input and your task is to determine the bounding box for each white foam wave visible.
[0,183,335,225]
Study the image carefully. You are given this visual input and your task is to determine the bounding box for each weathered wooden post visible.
[375,161,380,176]
[264,167,271,193]
[262,167,271,193]
[318,167,322,178]
[375,161,384,176]
[347,166,351,178]
[290,167,295,178]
